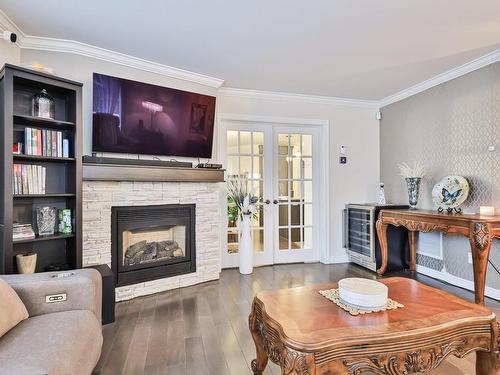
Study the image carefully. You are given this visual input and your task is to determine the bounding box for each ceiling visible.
[2,0,500,100]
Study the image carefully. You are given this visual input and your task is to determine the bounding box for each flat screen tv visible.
[92,73,216,158]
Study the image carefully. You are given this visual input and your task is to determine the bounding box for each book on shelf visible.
[62,139,69,158]
[12,164,46,195]
[23,127,68,158]
[57,132,62,157]
[13,222,35,241]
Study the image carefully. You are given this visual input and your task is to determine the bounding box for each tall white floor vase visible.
[239,214,254,275]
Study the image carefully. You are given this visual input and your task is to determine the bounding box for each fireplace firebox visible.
[111,204,196,286]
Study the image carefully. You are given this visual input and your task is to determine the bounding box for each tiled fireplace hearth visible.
[82,180,222,301]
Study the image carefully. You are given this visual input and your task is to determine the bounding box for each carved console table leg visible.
[469,222,493,305]
[249,304,268,375]
[376,219,389,275]
[408,230,417,272]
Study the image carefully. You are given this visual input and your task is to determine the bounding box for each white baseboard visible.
[323,255,350,264]
[416,265,500,301]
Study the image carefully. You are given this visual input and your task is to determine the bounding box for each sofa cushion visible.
[0,310,102,375]
[0,278,28,338]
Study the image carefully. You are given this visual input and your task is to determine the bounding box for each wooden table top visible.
[379,209,500,223]
[255,277,495,349]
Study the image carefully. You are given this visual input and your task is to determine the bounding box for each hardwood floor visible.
[94,263,500,374]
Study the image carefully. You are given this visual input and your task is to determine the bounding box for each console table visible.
[376,209,500,305]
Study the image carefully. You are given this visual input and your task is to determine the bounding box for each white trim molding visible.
[417,265,500,301]
[379,48,500,107]
[0,10,224,89]
[218,87,379,108]
[327,255,350,264]
[20,36,224,88]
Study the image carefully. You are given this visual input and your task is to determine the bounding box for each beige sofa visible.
[0,269,103,375]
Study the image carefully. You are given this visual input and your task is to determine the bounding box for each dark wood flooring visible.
[94,263,500,374]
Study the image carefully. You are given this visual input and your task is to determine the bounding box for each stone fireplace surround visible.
[82,180,223,301]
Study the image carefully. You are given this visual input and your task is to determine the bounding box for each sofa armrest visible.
[0,269,102,322]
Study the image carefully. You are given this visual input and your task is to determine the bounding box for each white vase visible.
[239,214,253,274]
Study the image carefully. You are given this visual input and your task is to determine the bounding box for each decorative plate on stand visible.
[431,176,469,213]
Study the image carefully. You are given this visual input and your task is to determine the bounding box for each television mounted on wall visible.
[92,73,216,158]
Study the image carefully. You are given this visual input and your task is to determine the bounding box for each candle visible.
[480,206,495,216]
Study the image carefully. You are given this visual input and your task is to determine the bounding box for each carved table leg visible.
[376,219,388,275]
[469,222,493,305]
[476,352,500,375]
[408,230,417,272]
[249,303,268,375]
[476,321,500,375]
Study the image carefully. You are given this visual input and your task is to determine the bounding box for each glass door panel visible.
[274,128,318,263]
[224,127,273,267]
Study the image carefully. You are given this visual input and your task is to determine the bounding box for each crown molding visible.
[379,48,500,107]
[218,87,379,107]
[0,9,223,88]
[19,36,224,88]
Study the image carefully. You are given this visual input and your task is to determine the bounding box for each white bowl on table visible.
[338,278,388,310]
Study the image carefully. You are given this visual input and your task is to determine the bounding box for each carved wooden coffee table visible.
[249,277,500,374]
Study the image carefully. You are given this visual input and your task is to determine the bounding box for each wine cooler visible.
[343,204,410,272]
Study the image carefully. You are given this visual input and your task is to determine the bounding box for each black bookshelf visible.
[0,64,83,273]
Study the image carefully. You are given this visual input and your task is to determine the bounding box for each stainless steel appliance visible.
[343,204,409,272]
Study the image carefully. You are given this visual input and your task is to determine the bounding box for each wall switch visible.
[339,156,347,164]
[45,293,67,303]
[468,253,473,264]
[488,145,495,152]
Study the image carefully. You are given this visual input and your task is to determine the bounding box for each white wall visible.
[20,49,218,159]
[0,40,20,66]
[217,93,380,261]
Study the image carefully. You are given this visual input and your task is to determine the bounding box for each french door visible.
[222,122,321,268]
[273,128,319,264]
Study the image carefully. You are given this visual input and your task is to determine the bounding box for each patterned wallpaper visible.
[380,61,500,290]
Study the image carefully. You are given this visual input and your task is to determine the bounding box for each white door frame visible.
[217,113,331,267]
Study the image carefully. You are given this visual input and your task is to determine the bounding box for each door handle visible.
[264,199,271,205]
[273,199,279,204]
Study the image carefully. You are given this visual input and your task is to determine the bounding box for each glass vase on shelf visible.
[36,206,56,236]
[405,177,422,209]
[32,89,55,119]
[58,209,72,234]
